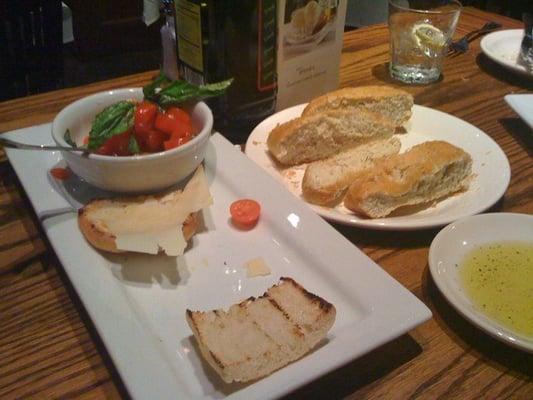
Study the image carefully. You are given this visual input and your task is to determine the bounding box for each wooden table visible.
[1,7,532,400]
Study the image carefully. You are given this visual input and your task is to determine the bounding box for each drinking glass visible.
[388,0,462,84]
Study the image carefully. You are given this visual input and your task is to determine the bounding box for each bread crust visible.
[78,202,199,253]
[302,137,401,205]
[302,85,413,118]
[344,140,472,218]
[267,109,395,165]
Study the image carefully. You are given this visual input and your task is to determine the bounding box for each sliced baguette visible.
[302,136,401,205]
[302,85,414,127]
[186,277,336,383]
[267,109,395,166]
[344,140,472,218]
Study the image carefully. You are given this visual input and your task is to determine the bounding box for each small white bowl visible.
[52,88,212,193]
[429,213,533,353]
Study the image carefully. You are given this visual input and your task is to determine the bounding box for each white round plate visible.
[429,213,533,353]
[245,104,511,230]
[480,29,533,78]
[505,94,533,130]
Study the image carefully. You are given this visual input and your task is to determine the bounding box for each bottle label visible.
[175,0,203,73]
[258,0,277,92]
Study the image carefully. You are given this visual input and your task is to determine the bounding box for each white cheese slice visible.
[93,165,212,255]
[245,257,271,278]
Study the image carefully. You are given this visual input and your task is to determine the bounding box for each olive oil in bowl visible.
[460,241,533,338]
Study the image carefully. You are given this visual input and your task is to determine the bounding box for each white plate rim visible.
[504,94,533,130]
[480,29,533,77]
[245,103,511,231]
[428,212,533,353]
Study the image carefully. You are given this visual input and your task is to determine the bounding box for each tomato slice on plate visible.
[230,199,261,228]
[50,167,70,180]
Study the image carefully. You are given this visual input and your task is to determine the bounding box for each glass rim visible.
[388,0,463,15]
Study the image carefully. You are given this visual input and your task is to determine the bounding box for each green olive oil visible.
[460,241,533,338]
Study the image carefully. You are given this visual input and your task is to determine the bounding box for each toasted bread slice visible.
[344,140,472,218]
[78,206,198,253]
[302,85,413,127]
[78,165,212,255]
[186,277,336,383]
[302,137,401,206]
[267,109,395,166]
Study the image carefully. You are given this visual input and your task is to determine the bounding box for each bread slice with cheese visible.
[302,136,401,206]
[344,141,472,218]
[267,109,395,166]
[186,277,336,383]
[78,165,212,255]
[302,85,414,128]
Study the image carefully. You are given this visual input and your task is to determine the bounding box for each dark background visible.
[0,0,530,103]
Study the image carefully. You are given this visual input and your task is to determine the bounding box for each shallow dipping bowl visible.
[52,88,212,193]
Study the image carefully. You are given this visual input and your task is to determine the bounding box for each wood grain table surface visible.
[1,6,532,400]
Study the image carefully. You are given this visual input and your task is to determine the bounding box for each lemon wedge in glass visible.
[411,23,447,50]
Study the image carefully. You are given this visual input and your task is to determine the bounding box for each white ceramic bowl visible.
[52,88,212,193]
[429,213,533,353]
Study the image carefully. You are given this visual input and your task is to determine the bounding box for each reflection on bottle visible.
[175,0,277,143]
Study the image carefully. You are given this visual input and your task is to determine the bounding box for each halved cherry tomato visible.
[230,199,261,229]
[134,101,158,134]
[166,107,191,125]
[171,122,192,138]
[163,135,191,151]
[96,130,132,156]
[154,106,194,137]
[154,112,178,135]
[144,129,167,153]
[50,167,70,180]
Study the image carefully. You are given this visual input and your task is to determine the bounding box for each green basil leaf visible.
[88,101,135,150]
[143,73,233,108]
[143,71,171,100]
[157,78,233,107]
[64,129,77,148]
[128,135,140,154]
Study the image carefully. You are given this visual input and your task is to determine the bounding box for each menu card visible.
[276,0,348,111]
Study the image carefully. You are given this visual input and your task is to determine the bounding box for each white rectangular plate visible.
[5,125,431,400]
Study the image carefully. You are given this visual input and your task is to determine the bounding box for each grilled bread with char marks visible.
[186,277,336,383]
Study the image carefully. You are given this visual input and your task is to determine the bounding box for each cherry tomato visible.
[163,135,190,151]
[50,167,70,180]
[154,107,194,138]
[134,101,158,134]
[166,107,191,125]
[171,122,192,138]
[230,199,261,229]
[83,136,89,145]
[144,129,167,153]
[154,112,178,135]
[96,130,132,156]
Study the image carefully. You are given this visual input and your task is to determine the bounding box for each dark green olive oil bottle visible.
[174,0,277,143]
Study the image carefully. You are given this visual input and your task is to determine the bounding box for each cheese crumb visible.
[244,257,271,278]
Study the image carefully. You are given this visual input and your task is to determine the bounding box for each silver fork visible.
[0,137,89,154]
[448,21,502,56]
